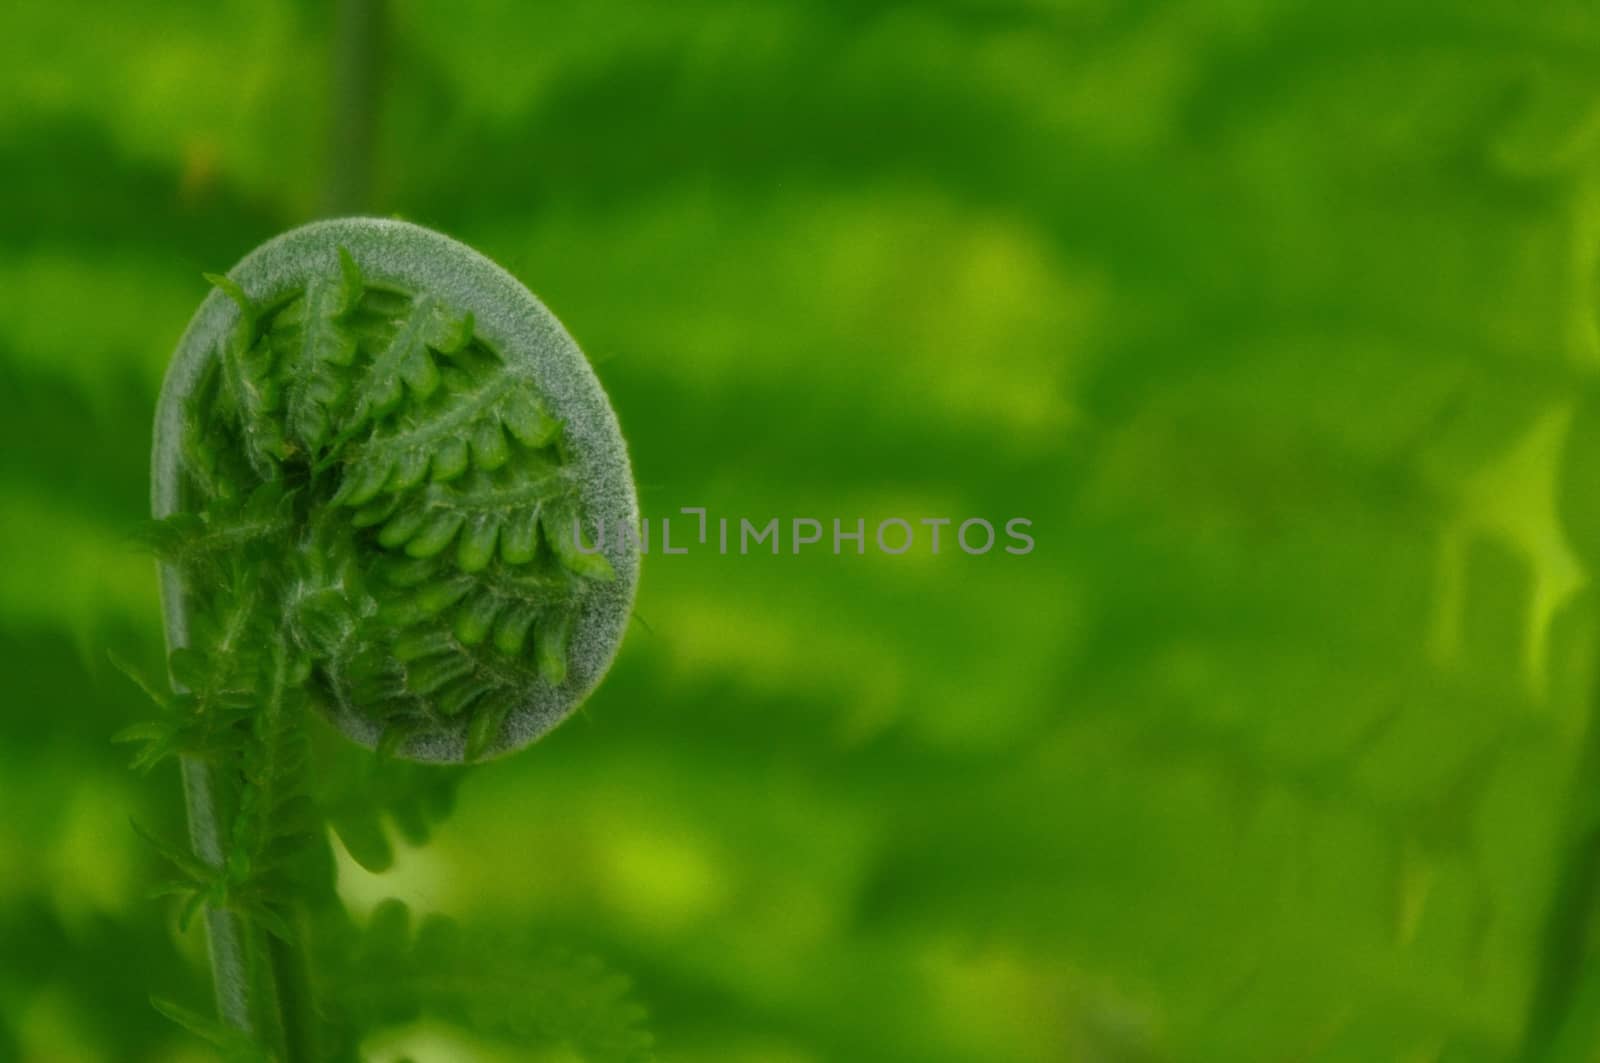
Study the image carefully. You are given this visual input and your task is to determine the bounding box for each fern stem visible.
[269,911,323,1061]
[324,0,387,214]
[1520,625,1600,1059]
[186,752,316,1060]
[180,756,259,1032]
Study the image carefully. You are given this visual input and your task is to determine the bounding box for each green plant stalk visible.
[1520,665,1600,1060]
[162,556,291,1050]
[183,758,325,1060]
[325,0,386,215]
[181,756,255,1031]
[268,907,322,1060]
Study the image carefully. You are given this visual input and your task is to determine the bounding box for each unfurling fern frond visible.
[160,219,636,758]
[136,219,645,1059]
[159,219,638,760]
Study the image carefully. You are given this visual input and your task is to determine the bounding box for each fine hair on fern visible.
[121,218,645,1059]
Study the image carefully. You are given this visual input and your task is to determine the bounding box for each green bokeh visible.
[4,1,1600,1060]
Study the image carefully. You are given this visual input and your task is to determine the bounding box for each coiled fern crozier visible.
[124,219,644,1060]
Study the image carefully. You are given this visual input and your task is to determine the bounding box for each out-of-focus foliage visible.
[5,0,1600,1060]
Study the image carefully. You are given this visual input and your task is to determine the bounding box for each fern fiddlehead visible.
[158,218,639,760]
[139,219,640,1054]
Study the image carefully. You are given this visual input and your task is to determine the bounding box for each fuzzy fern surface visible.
[155,220,640,763]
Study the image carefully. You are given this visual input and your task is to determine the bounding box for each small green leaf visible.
[332,813,394,873]
[151,996,272,1062]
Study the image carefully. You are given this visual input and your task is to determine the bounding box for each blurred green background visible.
[8,0,1600,1060]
